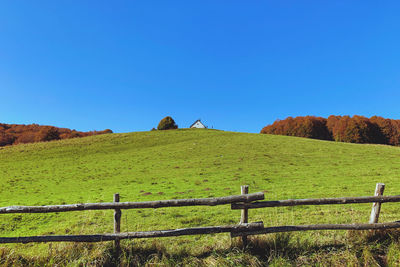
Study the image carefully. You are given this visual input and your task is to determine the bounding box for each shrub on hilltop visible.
[157,116,178,130]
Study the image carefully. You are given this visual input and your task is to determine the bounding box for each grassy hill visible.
[1,129,400,265]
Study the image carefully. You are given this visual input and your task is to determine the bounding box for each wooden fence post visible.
[369,183,385,224]
[240,185,249,248]
[114,193,121,256]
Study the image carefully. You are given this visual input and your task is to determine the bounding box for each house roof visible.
[190,119,206,128]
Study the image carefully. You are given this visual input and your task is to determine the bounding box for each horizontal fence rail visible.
[0,222,264,244]
[231,221,400,237]
[231,195,400,210]
[0,192,264,214]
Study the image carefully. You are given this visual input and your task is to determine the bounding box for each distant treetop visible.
[261,115,400,146]
[0,123,112,147]
[157,116,178,130]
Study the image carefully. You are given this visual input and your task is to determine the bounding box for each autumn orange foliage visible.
[261,115,400,146]
[0,123,112,147]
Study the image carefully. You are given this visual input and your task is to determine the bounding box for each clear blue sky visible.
[1,1,399,133]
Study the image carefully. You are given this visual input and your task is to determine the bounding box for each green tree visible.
[157,116,178,130]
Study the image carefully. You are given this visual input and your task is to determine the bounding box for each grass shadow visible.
[2,230,400,266]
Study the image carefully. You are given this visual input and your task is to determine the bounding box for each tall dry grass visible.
[1,229,400,266]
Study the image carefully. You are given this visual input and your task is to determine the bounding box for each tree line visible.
[0,123,112,147]
[261,115,400,146]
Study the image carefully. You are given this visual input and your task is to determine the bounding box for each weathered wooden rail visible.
[231,221,400,237]
[0,182,399,251]
[231,194,400,209]
[0,192,264,214]
[0,222,264,244]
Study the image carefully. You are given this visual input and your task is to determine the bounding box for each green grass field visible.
[1,129,400,266]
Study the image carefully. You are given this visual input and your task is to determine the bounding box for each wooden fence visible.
[1,183,400,251]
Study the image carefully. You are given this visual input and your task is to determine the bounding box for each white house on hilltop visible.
[190,119,207,129]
